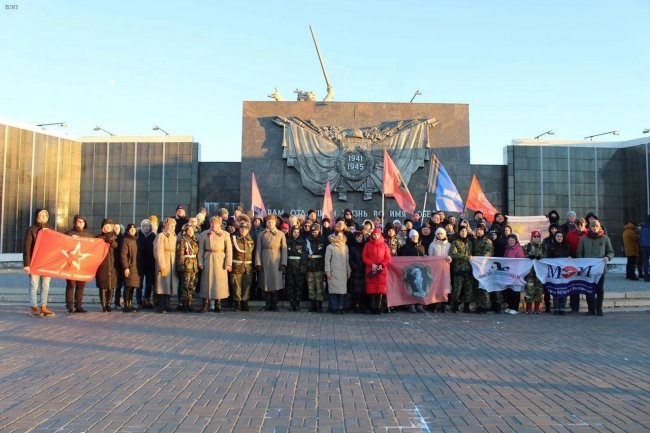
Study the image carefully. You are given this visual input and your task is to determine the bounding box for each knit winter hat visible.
[408,229,419,239]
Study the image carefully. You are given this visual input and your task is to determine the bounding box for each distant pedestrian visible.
[64,214,92,314]
[23,209,55,317]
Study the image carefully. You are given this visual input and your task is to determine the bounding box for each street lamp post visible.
[36,122,67,130]
[152,125,170,136]
[584,130,619,141]
[534,130,555,139]
[93,126,115,136]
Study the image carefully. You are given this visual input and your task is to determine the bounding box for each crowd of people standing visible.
[23,204,649,318]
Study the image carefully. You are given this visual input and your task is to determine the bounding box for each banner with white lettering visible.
[470,257,534,292]
[533,258,605,296]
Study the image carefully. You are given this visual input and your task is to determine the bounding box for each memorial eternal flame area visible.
[0,102,649,433]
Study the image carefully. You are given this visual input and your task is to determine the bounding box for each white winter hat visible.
[408,229,419,239]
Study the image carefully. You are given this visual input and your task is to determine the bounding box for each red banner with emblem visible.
[386,256,451,307]
[29,229,109,281]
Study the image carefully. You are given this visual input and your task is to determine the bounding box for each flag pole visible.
[381,151,386,227]
[423,154,435,217]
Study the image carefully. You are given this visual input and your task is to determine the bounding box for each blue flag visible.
[428,155,464,212]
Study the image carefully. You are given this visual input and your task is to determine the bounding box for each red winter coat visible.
[361,236,392,294]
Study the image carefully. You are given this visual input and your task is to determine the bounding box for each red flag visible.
[465,174,500,223]
[322,180,334,222]
[29,229,109,282]
[386,256,451,307]
[383,150,416,214]
[251,172,267,217]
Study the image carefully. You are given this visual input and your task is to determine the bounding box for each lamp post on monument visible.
[584,130,619,141]
[93,126,115,136]
[152,125,170,136]
[409,90,422,103]
[534,130,554,139]
[36,122,67,130]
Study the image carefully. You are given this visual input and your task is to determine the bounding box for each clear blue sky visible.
[2,0,648,164]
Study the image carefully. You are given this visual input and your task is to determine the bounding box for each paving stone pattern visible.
[0,306,648,433]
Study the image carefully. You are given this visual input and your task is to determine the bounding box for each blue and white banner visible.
[533,258,605,296]
[470,257,534,292]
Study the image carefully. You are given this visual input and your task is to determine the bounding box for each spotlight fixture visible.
[93,126,115,136]
[584,130,619,141]
[534,130,555,139]
[152,125,170,136]
[409,90,422,103]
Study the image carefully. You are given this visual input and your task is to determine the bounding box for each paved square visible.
[0,306,648,432]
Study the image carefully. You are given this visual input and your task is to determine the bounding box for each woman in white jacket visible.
[428,228,453,313]
[325,231,351,314]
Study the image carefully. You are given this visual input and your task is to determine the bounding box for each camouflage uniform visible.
[385,235,400,257]
[523,242,544,303]
[286,234,308,311]
[176,234,199,312]
[306,233,326,305]
[230,231,255,310]
[449,237,473,311]
[471,236,493,311]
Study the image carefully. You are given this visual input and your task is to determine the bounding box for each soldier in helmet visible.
[230,219,255,311]
[286,225,308,311]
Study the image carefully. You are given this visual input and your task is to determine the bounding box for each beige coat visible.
[255,228,287,292]
[154,231,178,295]
[199,229,233,300]
[324,234,350,295]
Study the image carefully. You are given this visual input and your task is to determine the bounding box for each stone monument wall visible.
[241,101,505,220]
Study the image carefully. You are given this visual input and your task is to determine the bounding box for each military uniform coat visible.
[199,229,233,299]
[255,228,288,292]
[154,231,178,295]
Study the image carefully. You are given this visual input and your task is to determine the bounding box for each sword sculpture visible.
[309,25,335,102]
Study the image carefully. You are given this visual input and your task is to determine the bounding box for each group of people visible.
[24,204,647,318]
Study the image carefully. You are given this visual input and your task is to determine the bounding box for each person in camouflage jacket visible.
[449,226,473,313]
[523,230,545,313]
[176,224,199,312]
[471,223,493,313]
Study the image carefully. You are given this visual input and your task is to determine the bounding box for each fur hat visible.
[408,229,419,239]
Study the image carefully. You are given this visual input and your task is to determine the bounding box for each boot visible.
[107,289,115,312]
[533,302,541,314]
[233,300,241,312]
[164,295,173,312]
[293,298,300,311]
[157,295,167,313]
[241,300,249,311]
[270,291,278,312]
[317,300,323,313]
[186,294,194,313]
[200,298,210,313]
[463,302,471,314]
[262,292,271,311]
[213,299,222,313]
[100,289,109,312]
[415,304,426,313]
[525,302,532,314]
[586,296,595,315]
[437,303,446,314]
[309,301,317,312]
